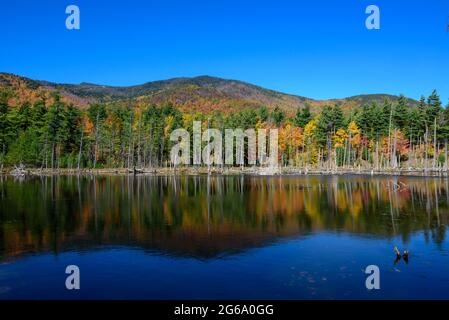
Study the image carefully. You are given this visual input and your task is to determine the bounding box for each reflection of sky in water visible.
[0,231,448,299]
[0,175,448,299]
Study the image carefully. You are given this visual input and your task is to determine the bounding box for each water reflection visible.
[0,175,447,261]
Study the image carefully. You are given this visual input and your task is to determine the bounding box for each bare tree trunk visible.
[409,132,413,169]
[375,139,379,170]
[148,127,153,168]
[425,124,429,172]
[127,112,134,169]
[445,140,448,171]
[301,137,305,170]
[137,112,142,168]
[392,129,397,168]
[305,139,309,173]
[387,103,393,169]
[0,144,4,173]
[433,117,437,170]
[93,111,100,169]
[347,134,352,168]
[77,127,84,171]
[334,147,337,172]
[51,142,55,169]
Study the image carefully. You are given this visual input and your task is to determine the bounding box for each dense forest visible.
[0,87,448,171]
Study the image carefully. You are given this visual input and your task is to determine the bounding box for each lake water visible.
[0,175,448,299]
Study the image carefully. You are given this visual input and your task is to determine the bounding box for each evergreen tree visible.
[258,106,269,122]
[240,109,258,129]
[293,104,312,128]
[143,105,164,166]
[417,95,427,134]
[426,90,442,120]
[393,95,409,131]
[62,104,82,154]
[331,104,345,130]
[18,102,32,131]
[271,107,285,126]
[381,99,393,136]
[408,107,425,143]
[45,94,66,167]
[439,105,449,142]
[0,90,11,163]
[315,105,334,147]
[426,90,443,143]
[87,103,107,167]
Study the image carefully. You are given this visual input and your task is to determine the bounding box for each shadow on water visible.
[0,175,447,261]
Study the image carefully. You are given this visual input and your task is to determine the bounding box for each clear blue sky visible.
[1,0,448,103]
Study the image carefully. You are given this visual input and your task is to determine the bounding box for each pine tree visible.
[439,104,449,142]
[18,102,32,131]
[62,104,82,154]
[0,90,11,167]
[271,107,285,126]
[258,106,269,122]
[426,90,443,144]
[381,99,393,136]
[45,94,66,168]
[293,104,312,128]
[408,107,425,144]
[393,95,409,132]
[426,90,443,122]
[331,104,345,130]
[315,106,334,148]
[87,103,107,167]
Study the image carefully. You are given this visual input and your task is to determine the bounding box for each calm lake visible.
[0,175,448,299]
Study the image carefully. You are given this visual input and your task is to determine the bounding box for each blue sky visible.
[1,0,448,103]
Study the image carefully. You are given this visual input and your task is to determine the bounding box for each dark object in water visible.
[394,246,401,259]
[393,247,410,264]
[403,250,409,263]
[128,167,144,175]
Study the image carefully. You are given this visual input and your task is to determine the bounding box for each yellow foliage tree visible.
[348,121,361,148]
[304,118,317,142]
[303,119,318,164]
[333,128,348,148]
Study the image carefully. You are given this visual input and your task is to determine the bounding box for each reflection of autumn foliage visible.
[1,176,448,260]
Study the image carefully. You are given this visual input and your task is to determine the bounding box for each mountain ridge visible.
[0,72,419,115]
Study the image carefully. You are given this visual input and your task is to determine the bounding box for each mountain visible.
[0,72,419,115]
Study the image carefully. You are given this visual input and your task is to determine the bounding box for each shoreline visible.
[2,166,449,178]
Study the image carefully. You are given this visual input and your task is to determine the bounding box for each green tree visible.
[87,103,107,167]
[315,105,334,147]
[61,104,82,154]
[331,104,345,130]
[408,106,425,143]
[293,103,312,128]
[393,95,409,131]
[271,106,285,126]
[45,94,66,168]
[258,106,269,122]
[426,90,443,123]
[0,90,11,166]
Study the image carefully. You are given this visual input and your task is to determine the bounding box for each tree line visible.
[0,88,448,171]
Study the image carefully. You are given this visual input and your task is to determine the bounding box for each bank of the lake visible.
[3,166,449,178]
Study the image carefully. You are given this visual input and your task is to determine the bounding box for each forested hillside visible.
[0,72,445,171]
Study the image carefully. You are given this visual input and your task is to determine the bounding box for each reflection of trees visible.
[0,175,448,260]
